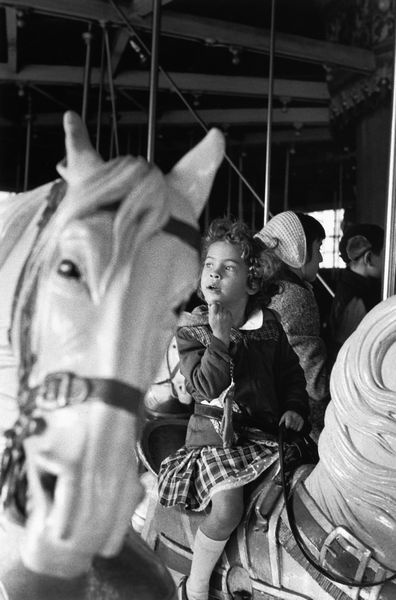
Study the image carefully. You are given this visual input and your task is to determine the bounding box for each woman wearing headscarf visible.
[255,211,329,439]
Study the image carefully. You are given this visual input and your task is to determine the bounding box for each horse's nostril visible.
[40,471,57,500]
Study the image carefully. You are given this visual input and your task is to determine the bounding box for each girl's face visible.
[301,238,323,282]
[200,241,255,309]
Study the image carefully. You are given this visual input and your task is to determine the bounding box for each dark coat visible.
[176,305,309,446]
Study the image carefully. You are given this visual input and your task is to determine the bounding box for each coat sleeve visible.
[275,324,310,422]
[176,326,233,401]
[271,283,329,402]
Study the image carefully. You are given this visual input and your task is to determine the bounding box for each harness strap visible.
[282,480,395,590]
[163,217,201,252]
[22,372,143,416]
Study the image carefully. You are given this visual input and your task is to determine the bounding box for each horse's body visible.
[143,295,396,600]
[0,111,225,599]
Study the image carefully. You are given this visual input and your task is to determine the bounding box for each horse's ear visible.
[167,128,225,218]
[57,111,104,183]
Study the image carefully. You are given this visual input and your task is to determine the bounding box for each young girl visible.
[158,218,309,600]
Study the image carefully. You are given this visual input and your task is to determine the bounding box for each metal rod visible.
[251,193,256,230]
[147,0,162,163]
[383,8,396,300]
[30,84,69,110]
[263,0,276,225]
[283,146,290,211]
[103,24,119,155]
[238,152,244,220]
[317,273,335,298]
[96,27,106,152]
[81,23,93,123]
[226,162,232,218]
[23,92,32,191]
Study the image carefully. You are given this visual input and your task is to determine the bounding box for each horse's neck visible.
[305,296,396,569]
[0,184,50,431]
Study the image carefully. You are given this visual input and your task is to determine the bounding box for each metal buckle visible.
[35,372,90,410]
[320,526,372,583]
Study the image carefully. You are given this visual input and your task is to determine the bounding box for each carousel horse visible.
[0,111,225,600]
[142,294,396,599]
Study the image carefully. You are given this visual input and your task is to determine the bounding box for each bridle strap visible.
[163,217,201,252]
[22,372,143,417]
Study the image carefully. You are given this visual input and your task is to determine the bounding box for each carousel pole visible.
[96,27,106,152]
[383,18,396,299]
[283,146,290,211]
[226,161,232,218]
[81,23,93,124]
[147,0,162,163]
[103,24,119,156]
[23,90,32,192]
[263,0,276,225]
[238,152,244,221]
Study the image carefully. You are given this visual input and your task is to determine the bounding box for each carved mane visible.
[306,294,396,569]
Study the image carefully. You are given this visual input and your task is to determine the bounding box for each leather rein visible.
[278,425,396,589]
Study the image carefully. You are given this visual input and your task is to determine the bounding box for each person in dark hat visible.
[328,223,384,365]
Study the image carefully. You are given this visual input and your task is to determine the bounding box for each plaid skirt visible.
[158,440,279,512]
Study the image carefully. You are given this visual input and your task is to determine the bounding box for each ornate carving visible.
[324,0,395,122]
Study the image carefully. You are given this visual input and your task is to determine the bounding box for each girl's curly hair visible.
[199,218,281,311]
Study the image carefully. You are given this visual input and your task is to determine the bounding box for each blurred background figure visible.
[327,223,384,366]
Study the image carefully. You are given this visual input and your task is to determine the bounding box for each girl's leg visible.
[186,487,244,600]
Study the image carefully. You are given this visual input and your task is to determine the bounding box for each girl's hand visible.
[279,410,304,432]
[208,302,232,347]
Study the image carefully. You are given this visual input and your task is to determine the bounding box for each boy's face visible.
[200,241,255,309]
[301,238,323,282]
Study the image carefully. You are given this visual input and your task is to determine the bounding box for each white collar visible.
[240,308,263,331]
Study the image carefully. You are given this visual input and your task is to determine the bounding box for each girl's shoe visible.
[177,576,189,600]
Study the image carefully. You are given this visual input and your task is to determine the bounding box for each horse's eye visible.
[57,259,81,279]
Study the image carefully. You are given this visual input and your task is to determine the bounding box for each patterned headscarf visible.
[254,211,306,268]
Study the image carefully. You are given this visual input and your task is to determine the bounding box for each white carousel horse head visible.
[306,294,396,571]
[2,111,224,579]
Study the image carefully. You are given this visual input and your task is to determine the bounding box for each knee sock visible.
[186,528,228,600]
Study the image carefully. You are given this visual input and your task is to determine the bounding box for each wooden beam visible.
[5,7,18,72]
[0,0,173,21]
[149,13,375,73]
[0,65,329,101]
[0,1,375,72]
[237,127,332,146]
[18,106,329,127]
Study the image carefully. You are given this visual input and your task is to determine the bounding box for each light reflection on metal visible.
[147,0,162,163]
[383,5,396,300]
[263,0,276,225]
[96,27,106,153]
[103,24,119,156]
[81,24,93,124]
[23,91,32,192]
[283,147,290,211]
[238,152,245,221]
